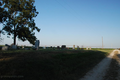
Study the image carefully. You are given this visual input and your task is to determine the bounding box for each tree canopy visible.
[0,0,40,45]
[0,1,8,23]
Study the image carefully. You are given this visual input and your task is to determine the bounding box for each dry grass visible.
[0,49,113,80]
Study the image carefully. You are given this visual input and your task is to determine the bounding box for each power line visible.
[54,0,80,20]
[54,0,90,28]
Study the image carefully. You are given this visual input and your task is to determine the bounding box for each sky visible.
[0,0,120,48]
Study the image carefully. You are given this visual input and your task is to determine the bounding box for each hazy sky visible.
[0,0,120,48]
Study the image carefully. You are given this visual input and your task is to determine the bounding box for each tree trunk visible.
[14,35,16,45]
[14,24,16,45]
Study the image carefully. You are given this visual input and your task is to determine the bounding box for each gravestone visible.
[81,45,84,50]
[32,46,36,50]
[61,45,66,49]
[67,47,69,49]
[89,47,91,50]
[43,46,46,49]
[77,46,79,50]
[35,40,40,50]
[73,45,75,50]
[22,45,24,49]
[5,44,10,47]
[53,47,55,50]
[10,43,17,49]
[50,46,52,48]
[57,46,60,49]
[2,46,8,50]
[11,45,17,49]
[86,47,88,50]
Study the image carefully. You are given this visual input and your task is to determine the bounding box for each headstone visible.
[5,44,10,47]
[53,47,55,50]
[86,47,88,50]
[73,45,75,50]
[32,46,36,50]
[35,40,40,50]
[11,45,17,49]
[67,47,69,49]
[61,45,66,49]
[50,46,52,48]
[2,46,8,50]
[81,45,84,50]
[43,46,46,49]
[89,47,91,50]
[77,46,79,50]
[32,46,35,48]
[10,43,14,46]
[57,46,60,49]
[22,46,24,49]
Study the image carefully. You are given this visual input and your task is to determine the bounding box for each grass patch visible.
[0,49,113,80]
[91,48,114,55]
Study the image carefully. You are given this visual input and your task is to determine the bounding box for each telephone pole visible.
[102,37,103,49]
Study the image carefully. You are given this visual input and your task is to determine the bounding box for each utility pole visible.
[102,37,103,49]
[0,30,1,37]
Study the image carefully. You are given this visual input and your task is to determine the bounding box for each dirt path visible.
[79,50,119,80]
[103,50,120,80]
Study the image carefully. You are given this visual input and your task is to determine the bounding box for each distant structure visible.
[0,30,1,37]
[73,45,75,50]
[35,40,40,50]
[61,45,66,49]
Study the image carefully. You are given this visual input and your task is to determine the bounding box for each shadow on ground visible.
[0,50,112,80]
[103,51,119,80]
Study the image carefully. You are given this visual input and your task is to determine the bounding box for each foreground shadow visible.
[0,49,112,80]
